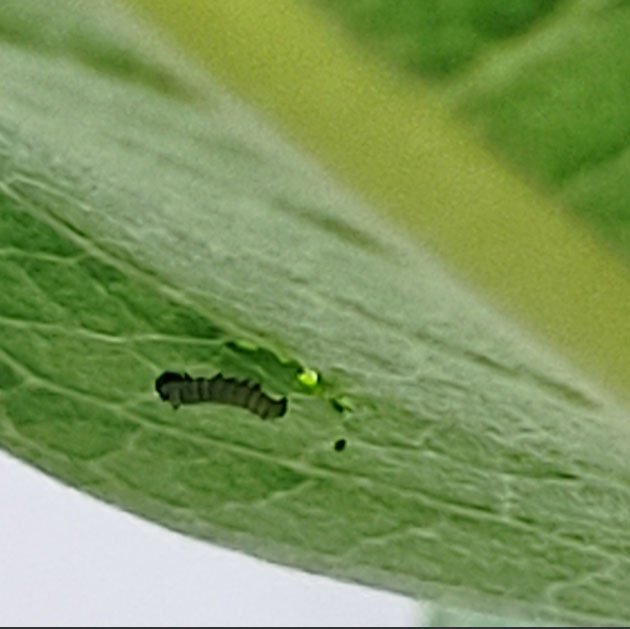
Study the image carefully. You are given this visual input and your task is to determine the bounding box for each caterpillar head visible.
[155,371,186,400]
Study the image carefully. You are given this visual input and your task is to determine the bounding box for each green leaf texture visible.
[2,1,630,625]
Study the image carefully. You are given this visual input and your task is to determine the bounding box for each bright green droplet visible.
[297,368,319,389]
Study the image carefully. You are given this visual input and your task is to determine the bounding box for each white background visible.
[0,450,419,626]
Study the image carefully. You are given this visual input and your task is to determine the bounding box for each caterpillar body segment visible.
[155,371,287,419]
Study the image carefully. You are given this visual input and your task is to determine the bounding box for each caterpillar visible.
[155,371,287,419]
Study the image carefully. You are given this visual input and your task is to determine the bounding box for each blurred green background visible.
[315,0,630,262]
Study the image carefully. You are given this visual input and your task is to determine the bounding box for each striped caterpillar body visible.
[155,371,287,419]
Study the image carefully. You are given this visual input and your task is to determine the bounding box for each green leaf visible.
[314,0,566,81]
[316,0,630,261]
[2,1,630,625]
[426,603,560,627]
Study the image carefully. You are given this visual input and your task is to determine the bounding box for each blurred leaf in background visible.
[315,0,630,260]
[316,0,565,80]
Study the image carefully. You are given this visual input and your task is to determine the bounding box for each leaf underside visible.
[2,1,630,625]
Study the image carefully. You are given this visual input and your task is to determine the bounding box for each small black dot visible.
[334,438,347,451]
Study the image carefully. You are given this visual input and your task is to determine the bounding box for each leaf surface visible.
[1,1,630,625]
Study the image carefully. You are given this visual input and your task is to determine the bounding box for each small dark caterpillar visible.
[155,371,287,419]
